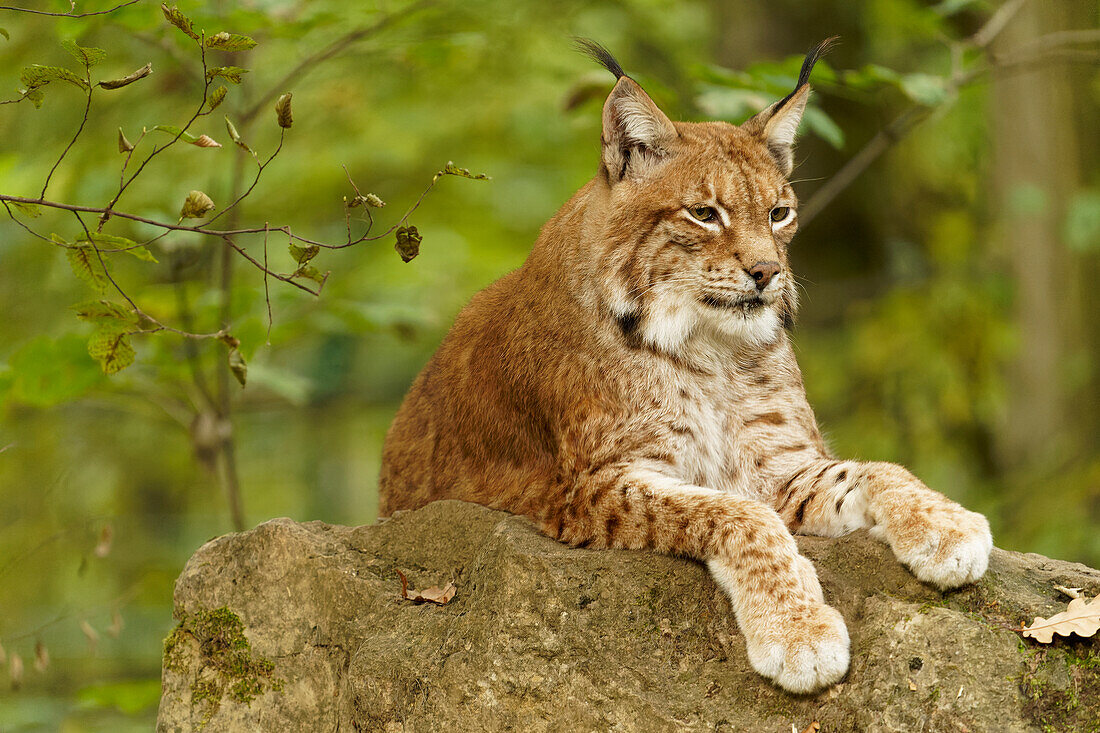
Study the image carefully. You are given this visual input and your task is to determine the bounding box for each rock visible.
[157,500,1100,732]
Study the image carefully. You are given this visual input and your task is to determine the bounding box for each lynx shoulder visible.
[379,39,992,694]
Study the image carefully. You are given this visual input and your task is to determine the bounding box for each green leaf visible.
[293,264,326,287]
[394,225,422,263]
[98,62,152,90]
[206,66,248,84]
[224,115,254,155]
[61,40,107,68]
[87,328,135,375]
[205,32,257,52]
[363,193,385,208]
[275,92,292,128]
[899,73,949,106]
[208,85,228,110]
[11,201,41,218]
[442,161,490,180]
[0,28,9,42]
[161,4,199,41]
[77,233,158,263]
[71,300,139,328]
[803,106,845,150]
[288,242,318,264]
[66,245,110,294]
[24,87,44,108]
[179,190,215,219]
[20,65,87,91]
[227,347,247,386]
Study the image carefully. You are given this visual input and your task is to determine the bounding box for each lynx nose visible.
[747,261,781,291]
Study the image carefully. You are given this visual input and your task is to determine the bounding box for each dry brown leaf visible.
[33,641,49,673]
[908,678,917,691]
[1053,584,1082,599]
[395,569,457,605]
[1022,594,1100,643]
[800,722,821,733]
[94,523,113,557]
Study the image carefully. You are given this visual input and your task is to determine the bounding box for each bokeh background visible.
[1,0,1097,728]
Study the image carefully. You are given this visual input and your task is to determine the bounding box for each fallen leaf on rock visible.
[395,569,457,605]
[1053,584,1082,599]
[1022,594,1100,643]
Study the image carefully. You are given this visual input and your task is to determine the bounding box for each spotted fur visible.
[380,40,992,694]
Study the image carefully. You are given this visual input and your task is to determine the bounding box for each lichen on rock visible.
[157,500,1100,732]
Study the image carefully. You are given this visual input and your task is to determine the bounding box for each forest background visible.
[0,0,1097,729]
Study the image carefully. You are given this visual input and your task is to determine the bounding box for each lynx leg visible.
[775,459,992,589]
[545,467,849,694]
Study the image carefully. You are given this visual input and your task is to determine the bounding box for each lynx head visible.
[576,39,834,355]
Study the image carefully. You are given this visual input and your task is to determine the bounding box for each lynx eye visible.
[688,204,717,222]
[770,206,793,225]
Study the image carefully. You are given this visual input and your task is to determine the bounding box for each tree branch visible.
[238,0,435,126]
[0,0,138,18]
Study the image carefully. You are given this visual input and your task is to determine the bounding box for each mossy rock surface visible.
[157,500,1100,732]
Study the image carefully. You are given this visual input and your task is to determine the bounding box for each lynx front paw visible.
[879,506,992,590]
[743,602,850,694]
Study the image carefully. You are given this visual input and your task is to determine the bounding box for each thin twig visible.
[0,0,138,18]
[967,0,1029,49]
[205,129,286,226]
[801,1,1097,227]
[99,34,211,230]
[262,223,272,344]
[41,69,93,198]
[238,0,436,126]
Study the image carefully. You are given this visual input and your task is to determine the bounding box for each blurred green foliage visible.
[0,0,1097,729]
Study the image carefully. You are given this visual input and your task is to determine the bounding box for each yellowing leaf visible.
[179,190,215,219]
[208,85,228,110]
[205,32,257,52]
[227,348,247,387]
[274,92,292,129]
[21,64,87,91]
[118,127,134,152]
[1022,595,1100,644]
[88,328,135,375]
[442,161,490,180]
[99,62,152,90]
[161,4,199,41]
[66,245,110,293]
[61,40,107,68]
[206,66,248,84]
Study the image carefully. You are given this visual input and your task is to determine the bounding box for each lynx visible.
[379,39,992,693]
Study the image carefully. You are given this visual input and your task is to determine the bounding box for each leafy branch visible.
[0,2,488,531]
[798,0,1100,225]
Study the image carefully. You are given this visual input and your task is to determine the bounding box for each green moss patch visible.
[163,606,282,725]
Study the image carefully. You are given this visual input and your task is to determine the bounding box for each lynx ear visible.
[575,39,677,182]
[744,37,837,176]
[600,77,677,181]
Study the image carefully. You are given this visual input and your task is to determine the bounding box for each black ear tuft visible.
[796,36,839,89]
[574,38,626,80]
[770,36,839,111]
